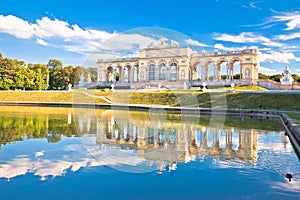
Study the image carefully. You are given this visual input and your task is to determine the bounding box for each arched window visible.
[148,63,155,81]
[106,66,114,82]
[245,68,250,78]
[159,63,166,80]
[170,62,177,81]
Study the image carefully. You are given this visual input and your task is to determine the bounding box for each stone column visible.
[155,66,159,80]
[166,66,170,81]
[240,64,243,80]
[202,67,205,81]
[145,68,148,82]
[213,64,217,81]
[226,64,229,80]
[129,68,134,83]
[217,66,221,81]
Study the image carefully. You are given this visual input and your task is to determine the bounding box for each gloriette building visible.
[97,37,259,89]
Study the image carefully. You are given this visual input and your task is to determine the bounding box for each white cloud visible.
[249,1,262,10]
[214,43,230,51]
[0,15,116,41]
[297,69,300,72]
[33,17,116,41]
[276,32,300,41]
[272,12,300,30]
[185,39,207,47]
[98,34,156,51]
[260,51,300,63]
[0,14,117,54]
[0,15,174,56]
[259,47,272,51]
[0,15,34,39]
[36,38,49,46]
[213,43,249,51]
[214,32,284,47]
[259,66,276,73]
[0,143,146,180]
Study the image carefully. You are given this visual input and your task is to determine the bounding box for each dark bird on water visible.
[286,173,293,182]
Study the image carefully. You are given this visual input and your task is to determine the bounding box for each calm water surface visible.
[0,106,299,200]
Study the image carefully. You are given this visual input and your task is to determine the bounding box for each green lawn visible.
[286,112,300,124]
[0,90,299,112]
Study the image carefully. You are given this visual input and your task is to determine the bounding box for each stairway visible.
[131,80,190,90]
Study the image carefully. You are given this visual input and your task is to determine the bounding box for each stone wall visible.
[257,79,300,90]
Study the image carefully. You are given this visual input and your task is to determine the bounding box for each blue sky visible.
[0,0,300,74]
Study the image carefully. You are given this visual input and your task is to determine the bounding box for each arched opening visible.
[159,63,166,80]
[196,63,202,81]
[245,68,250,78]
[106,66,114,82]
[216,59,228,81]
[203,60,214,81]
[169,62,178,81]
[229,58,242,80]
[190,62,201,81]
[148,63,155,81]
[124,65,131,82]
[115,66,122,82]
[207,62,215,81]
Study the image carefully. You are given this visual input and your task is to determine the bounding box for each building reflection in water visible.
[1,107,295,182]
[77,109,259,173]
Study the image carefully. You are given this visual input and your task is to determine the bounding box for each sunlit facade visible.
[97,38,260,89]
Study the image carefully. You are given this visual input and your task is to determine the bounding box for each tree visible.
[49,67,67,90]
[258,73,270,79]
[47,59,62,69]
[72,66,82,86]
[63,65,74,86]
[270,74,282,82]
[0,78,14,90]
[29,63,49,90]
[48,59,66,90]
[0,58,16,90]
[87,67,98,82]
[233,74,240,79]
[14,66,34,90]
[292,74,300,82]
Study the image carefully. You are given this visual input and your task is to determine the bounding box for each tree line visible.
[0,53,97,90]
[259,73,300,82]
[0,114,96,147]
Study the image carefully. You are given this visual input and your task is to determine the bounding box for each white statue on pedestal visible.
[78,74,86,87]
[280,66,294,85]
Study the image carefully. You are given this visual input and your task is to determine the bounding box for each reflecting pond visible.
[0,106,299,200]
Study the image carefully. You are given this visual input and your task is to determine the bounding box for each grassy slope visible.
[1,90,299,118]
[1,90,299,110]
[0,91,110,104]
[286,112,300,124]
